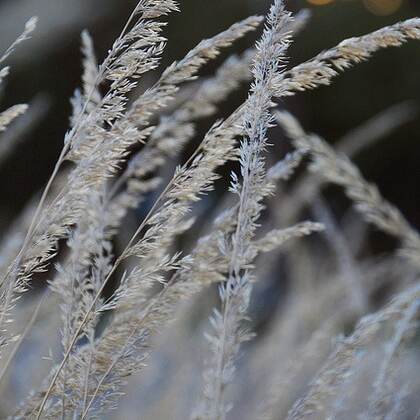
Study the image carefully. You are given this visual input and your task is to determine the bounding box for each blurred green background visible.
[0,0,419,232]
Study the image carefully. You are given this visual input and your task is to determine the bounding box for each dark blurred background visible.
[0,0,419,236]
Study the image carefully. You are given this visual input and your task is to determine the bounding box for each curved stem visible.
[2,0,142,290]
[34,120,211,418]
[80,272,179,420]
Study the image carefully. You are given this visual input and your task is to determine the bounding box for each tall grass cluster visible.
[0,1,419,418]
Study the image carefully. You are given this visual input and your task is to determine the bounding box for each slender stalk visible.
[81,331,94,415]
[1,0,145,289]
[79,272,180,419]
[33,136,206,418]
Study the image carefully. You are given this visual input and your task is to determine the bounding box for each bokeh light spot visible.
[307,0,335,5]
[363,0,403,15]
